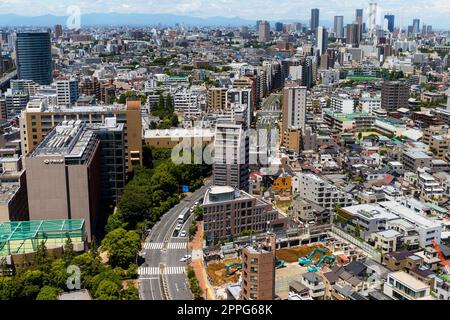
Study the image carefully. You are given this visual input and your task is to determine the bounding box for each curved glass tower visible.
[15,32,53,85]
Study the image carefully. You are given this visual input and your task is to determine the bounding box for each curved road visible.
[138,184,209,300]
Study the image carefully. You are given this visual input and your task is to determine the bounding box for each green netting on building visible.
[0,219,85,256]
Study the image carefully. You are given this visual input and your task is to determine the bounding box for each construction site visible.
[203,231,370,299]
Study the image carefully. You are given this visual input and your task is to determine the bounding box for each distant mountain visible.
[0,13,333,28]
[0,13,256,27]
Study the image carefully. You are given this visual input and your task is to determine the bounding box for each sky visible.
[1,0,449,28]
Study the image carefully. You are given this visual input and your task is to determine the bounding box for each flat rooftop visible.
[31,120,95,159]
[389,271,429,292]
[341,204,398,221]
[379,201,441,229]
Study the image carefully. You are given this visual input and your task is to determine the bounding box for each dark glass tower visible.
[310,8,320,32]
[16,32,53,85]
[384,14,395,32]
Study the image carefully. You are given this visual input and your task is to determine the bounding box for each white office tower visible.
[368,2,378,38]
[316,26,328,56]
[213,122,249,192]
[56,79,79,106]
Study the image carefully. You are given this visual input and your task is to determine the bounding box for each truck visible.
[177,208,190,224]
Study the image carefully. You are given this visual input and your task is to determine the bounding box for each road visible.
[138,184,209,300]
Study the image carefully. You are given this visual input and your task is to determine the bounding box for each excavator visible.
[307,255,336,273]
[298,247,326,266]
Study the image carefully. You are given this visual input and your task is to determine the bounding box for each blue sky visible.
[1,0,449,28]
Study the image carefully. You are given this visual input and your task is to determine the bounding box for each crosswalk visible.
[138,266,186,276]
[143,242,187,250]
[167,242,187,250]
[143,242,164,250]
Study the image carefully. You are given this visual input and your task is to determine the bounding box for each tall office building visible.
[381,80,410,112]
[384,14,395,32]
[88,118,126,208]
[334,16,344,38]
[281,84,307,154]
[346,23,361,47]
[19,99,142,172]
[25,121,101,240]
[302,57,314,89]
[15,32,53,85]
[240,234,276,300]
[413,19,420,34]
[258,21,270,43]
[275,22,283,32]
[213,122,249,192]
[56,79,79,106]
[54,24,63,38]
[355,9,363,25]
[310,8,320,32]
[316,26,328,56]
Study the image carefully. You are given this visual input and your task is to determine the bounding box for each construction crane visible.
[431,240,450,275]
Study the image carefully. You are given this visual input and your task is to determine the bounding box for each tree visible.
[36,286,62,300]
[101,228,141,269]
[94,279,121,300]
[34,241,52,274]
[63,237,75,265]
[120,282,139,300]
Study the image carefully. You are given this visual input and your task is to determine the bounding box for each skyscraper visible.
[258,21,270,43]
[413,19,420,34]
[355,9,363,25]
[384,14,395,32]
[281,84,307,154]
[54,24,63,38]
[16,32,53,85]
[316,26,328,56]
[310,8,320,32]
[275,22,283,32]
[334,16,344,38]
[346,24,361,47]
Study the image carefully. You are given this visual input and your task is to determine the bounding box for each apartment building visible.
[240,234,276,300]
[383,271,432,300]
[56,79,79,106]
[298,173,356,211]
[25,121,101,240]
[281,84,307,153]
[19,99,142,172]
[213,122,249,192]
[4,89,29,119]
[207,87,227,112]
[202,186,278,245]
[381,80,410,112]
[331,94,354,114]
[417,171,444,199]
[401,150,433,172]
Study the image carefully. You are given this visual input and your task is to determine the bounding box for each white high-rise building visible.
[334,16,344,38]
[56,79,79,106]
[316,26,328,56]
[282,84,307,133]
[213,122,249,192]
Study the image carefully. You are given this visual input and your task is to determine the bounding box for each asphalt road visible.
[139,184,209,300]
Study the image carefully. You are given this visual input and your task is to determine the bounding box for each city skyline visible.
[0,0,450,29]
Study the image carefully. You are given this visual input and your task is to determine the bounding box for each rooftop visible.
[389,271,430,292]
[31,120,96,159]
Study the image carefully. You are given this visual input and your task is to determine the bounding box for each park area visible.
[276,244,331,263]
